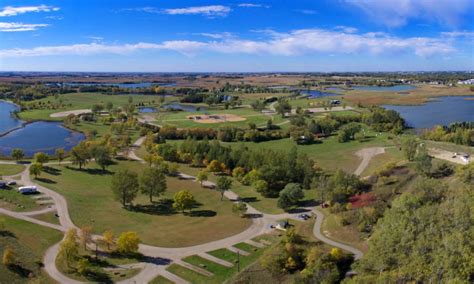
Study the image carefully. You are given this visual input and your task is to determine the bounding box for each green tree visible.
[116,231,140,254]
[232,202,248,217]
[111,169,139,207]
[196,170,208,187]
[415,145,432,177]
[70,142,91,169]
[402,136,418,161]
[278,183,304,210]
[55,148,65,164]
[173,190,195,213]
[77,258,92,275]
[34,152,49,165]
[91,145,112,171]
[216,176,233,201]
[275,100,292,117]
[139,167,167,203]
[102,230,114,251]
[11,148,24,162]
[2,247,15,267]
[29,162,43,178]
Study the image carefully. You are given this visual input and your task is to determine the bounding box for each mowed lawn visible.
[35,160,251,247]
[18,92,167,121]
[154,106,285,129]
[0,216,63,284]
[0,164,24,176]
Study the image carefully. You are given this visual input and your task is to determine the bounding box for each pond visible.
[351,85,416,92]
[0,101,85,157]
[0,100,22,134]
[138,107,158,113]
[161,102,207,112]
[300,90,340,98]
[383,96,474,129]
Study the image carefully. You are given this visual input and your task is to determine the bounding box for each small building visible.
[276,220,290,231]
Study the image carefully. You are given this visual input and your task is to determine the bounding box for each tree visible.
[29,162,42,178]
[173,190,195,213]
[55,148,65,164]
[2,247,15,267]
[415,146,432,177]
[71,142,91,169]
[102,230,114,251]
[254,179,269,195]
[80,226,93,251]
[111,169,139,207]
[116,231,140,254]
[456,163,473,184]
[106,101,114,113]
[278,183,304,210]
[275,100,292,117]
[232,167,246,181]
[207,159,222,174]
[34,152,49,165]
[91,145,112,171]
[59,228,79,268]
[168,162,180,176]
[402,136,418,161]
[139,167,167,203]
[196,170,208,187]
[232,202,248,217]
[77,258,92,275]
[216,176,232,201]
[11,148,24,162]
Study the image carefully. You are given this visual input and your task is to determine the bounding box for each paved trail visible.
[0,137,379,283]
[354,147,385,176]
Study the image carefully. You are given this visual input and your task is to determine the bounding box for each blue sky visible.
[0,0,472,72]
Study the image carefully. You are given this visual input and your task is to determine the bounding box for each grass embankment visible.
[0,164,24,176]
[167,237,277,284]
[0,188,45,212]
[0,215,63,284]
[34,160,251,247]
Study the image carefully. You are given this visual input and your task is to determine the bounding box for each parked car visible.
[298,214,311,220]
[18,186,38,194]
[7,181,16,186]
[0,181,6,189]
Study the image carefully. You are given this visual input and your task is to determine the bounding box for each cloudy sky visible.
[0,0,472,72]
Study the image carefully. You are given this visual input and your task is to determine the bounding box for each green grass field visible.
[34,160,251,247]
[0,188,45,212]
[0,216,63,284]
[0,164,24,176]
[18,92,171,121]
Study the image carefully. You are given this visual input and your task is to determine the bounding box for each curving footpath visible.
[0,137,377,283]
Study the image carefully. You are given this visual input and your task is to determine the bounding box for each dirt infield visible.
[186,114,246,124]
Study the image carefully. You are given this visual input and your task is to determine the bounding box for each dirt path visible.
[429,148,471,165]
[354,147,385,176]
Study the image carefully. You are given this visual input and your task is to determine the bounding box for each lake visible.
[300,90,340,98]
[0,101,22,134]
[383,96,474,129]
[138,107,158,113]
[0,101,85,157]
[162,103,207,112]
[352,85,416,92]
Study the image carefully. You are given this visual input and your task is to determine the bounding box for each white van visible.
[18,186,38,194]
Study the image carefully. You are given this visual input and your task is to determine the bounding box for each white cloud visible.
[335,26,358,33]
[238,3,270,8]
[163,5,231,17]
[0,22,48,32]
[294,9,317,15]
[441,31,474,38]
[0,28,456,58]
[345,0,472,27]
[0,5,59,17]
[193,32,234,39]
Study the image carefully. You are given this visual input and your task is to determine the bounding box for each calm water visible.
[162,103,207,112]
[383,96,474,129]
[0,101,22,134]
[0,101,85,157]
[138,107,157,113]
[352,85,416,92]
[300,90,339,98]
